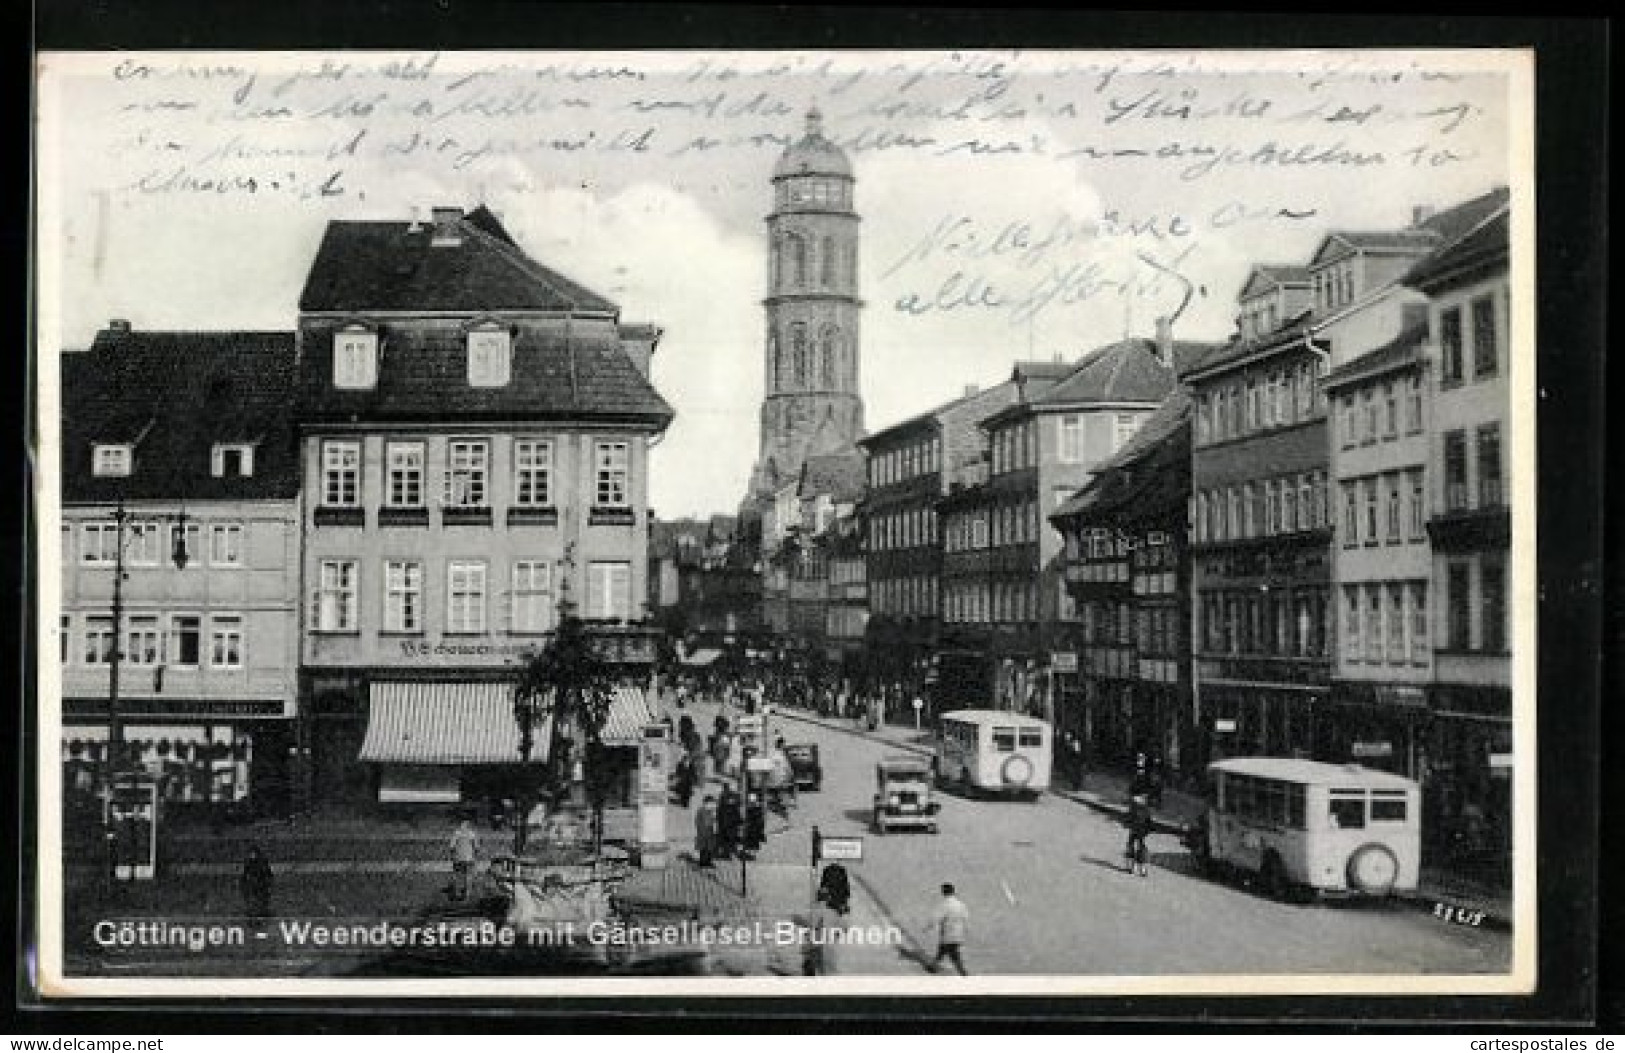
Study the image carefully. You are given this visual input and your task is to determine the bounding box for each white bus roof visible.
[940,709,1050,728]
[1208,757,1418,790]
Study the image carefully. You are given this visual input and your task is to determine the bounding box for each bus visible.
[935,710,1052,797]
[1191,757,1422,899]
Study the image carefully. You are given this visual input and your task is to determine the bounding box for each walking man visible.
[1126,794,1152,877]
[929,882,970,975]
[449,818,479,902]
[694,793,719,868]
[240,844,274,920]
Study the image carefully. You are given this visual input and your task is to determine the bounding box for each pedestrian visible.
[449,817,479,902]
[716,783,741,860]
[801,888,839,976]
[1129,751,1154,799]
[929,882,970,975]
[1125,793,1152,877]
[769,736,796,809]
[240,844,273,919]
[694,793,718,868]
[818,862,851,915]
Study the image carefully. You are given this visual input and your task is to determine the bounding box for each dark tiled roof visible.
[298,211,617,314]
[1403,207,1510,292]
[1052,405,1190,525]
[295,326,673,425]
[61,330,300,503]
[800,452,866,503]
[1028,338,1178,407]
[1324,325,1427,389]
[1180,309,1319,380]
[1093,387,1193,474]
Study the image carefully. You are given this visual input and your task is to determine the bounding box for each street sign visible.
[911,697,923,710]
[1214,718,1237,733]
[746,757,775,774]
[1488,752,1513,769]
[1351,741,1393,758]
[1051,652,1078,673]
[818,836,864,862]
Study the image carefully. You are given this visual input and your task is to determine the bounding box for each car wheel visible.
[1346,843,1400,895]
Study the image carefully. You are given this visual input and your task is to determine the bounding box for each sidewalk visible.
[773,703,1514,931]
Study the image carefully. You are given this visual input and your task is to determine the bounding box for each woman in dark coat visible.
[716,784,742,860]
[241,845,274,918]
[1125,795,1153,877]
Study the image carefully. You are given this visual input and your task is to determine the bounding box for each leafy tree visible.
[511,613,615,855]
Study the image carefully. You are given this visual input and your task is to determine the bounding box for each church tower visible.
[749,106,864,499]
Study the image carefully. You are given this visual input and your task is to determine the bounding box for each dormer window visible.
[211,443,255,478]
[92,444,132,477]
[333,328,379,389]
[467,327,512,387]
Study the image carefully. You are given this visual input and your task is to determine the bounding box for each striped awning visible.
[359,681,547,765]
[599,685,659,747]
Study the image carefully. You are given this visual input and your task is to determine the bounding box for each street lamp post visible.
[102,498,190,882]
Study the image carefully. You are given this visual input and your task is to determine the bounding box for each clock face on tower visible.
[751,108,865,496]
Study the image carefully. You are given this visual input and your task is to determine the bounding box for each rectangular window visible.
[1410,583,1429,662]
[1329,792,1367,830]
[172,522,200,569]
[169,614,201,667]
[447,560,488,633]
[92,444,132,477]
[210,614,244,669]
[59,615,71,664]
[445,440,490,508]
[1363,479,1379,544]
[1405,376,1424,433]
[122,521,161,566]
[334,331,379,389]
[1368,589,1385,662]
[83,615,115,665]
[1477,424,1503,508]
[125,615,162,666]
[322,441,361,507]
[1409,470,1427,539]
[1443,431,1469,511]
[1059,415,1084,463]
[211,443,255,478]
[209,523,244,567]
[587,561,632,621]
[1388,585,1405,662]
[1482,559,1507,652]
[1447,562,1472,650]
[1282,479,1297,533]
[383,560,423,633]
[468,329,512,387]
[1113,413,1139,452]
[595,442,630,507]
[1385,476,1401,543]
[1363,390,1379,445]
[1342,483,1359,546]
[513,439,553,507]
[1471,294,1498,378]
[386,442,425,507]
[81,522,119,565]
[1371,792,1409,823]
[1383,383,1398,439]
[316,559,358,631]
[1440,306,1464,384]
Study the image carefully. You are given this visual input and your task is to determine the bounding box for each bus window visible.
[1018,728,1043,748]
[991,727,1017,752]
[1259,780,1286,825]
[1328,791,1366,829]
[1370,791,1408,822]
[1286,784,1306,828]
[1231,775,1254,818]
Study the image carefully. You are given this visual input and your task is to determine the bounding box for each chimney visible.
[430,206,464,247]
[1411,204,1436,228]
[1154,315,1173,369]
[108,318,132,334]
[406,206,423,233]
[963,384,980,398]
[618,323,662,379]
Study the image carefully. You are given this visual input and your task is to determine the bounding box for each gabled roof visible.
[61,330,300,504]
[1023,338,1178,409]
[294,325,673,426]
[1403,206,1510,293]
[1094,386,1193,474]
[1179,309,1320,381]
[1308,187,1510,271]
[298,208,618,314]
[1240,265,1311,300]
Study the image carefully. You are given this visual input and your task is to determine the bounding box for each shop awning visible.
[359,681,546,765]
[600,686,659,747]
[681,648,722,667]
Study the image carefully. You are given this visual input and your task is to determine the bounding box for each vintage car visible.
[872,755,940,835]
[784,743,823,791]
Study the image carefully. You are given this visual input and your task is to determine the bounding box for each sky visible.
[36,49,1524,519]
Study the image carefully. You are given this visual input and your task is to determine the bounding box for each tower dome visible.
[773,106,853,179]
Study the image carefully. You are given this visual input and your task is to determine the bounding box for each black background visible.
[14,2,1611,1033]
